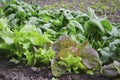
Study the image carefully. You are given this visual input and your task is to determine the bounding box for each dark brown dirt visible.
[0,52,117,80]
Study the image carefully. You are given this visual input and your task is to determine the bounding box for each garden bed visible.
[0,54,110,80]
[0,0,120,80]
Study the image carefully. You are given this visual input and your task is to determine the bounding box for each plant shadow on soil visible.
[0,53,117,80]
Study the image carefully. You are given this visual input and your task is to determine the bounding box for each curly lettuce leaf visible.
[51,35,101,76]
[51,60,66,77]
[80,41,101,69]
[52,35,80,59]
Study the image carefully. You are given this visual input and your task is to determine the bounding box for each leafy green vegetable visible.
[86,7,98,19]
[51,35,101,77]
[34,48,55,66]
[0,18,54,66]
[16,7,26,19]
[0,0,119,78]
[84,19,105,37]
[100,39,120,64]
[52,35,80,59]
[51,60,66,77]
[101,19,112,32]
[80,41,101,69]
[103,61,120,78]
[68,20,84,33]
[58,55,83,74]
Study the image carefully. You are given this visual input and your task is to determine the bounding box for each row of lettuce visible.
[0,0,120,77]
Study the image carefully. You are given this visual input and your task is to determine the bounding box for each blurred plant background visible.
[0,0,120,23]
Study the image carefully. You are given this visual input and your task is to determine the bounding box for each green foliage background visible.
[20,0,120,23]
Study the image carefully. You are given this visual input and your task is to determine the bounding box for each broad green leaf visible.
[0,0,6,5]
[7,14,15,20]
[109,39,120,51]
[100,47,114,63]
[101,19,112,32]
[51,20,62,27]
[63,10,74,20]
[16,10,26,19]
[69,20,84,33]
[45,29,56,34]
[0,18,8,29]
[76,14,90,25]
[67,21,76,34]
[38,10,52,22]
[100,47,113,57]
[86,7,98,19]
[16,6,26,19]
[2,37,14,45]
[100,39,120,64]
[84,19,105,35]
[109,26,119,37]
[26,17,39,25]
[75,34,86,41]
[41,23,51,30]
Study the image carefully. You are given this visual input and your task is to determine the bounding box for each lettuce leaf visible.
[51,35,101,77]
[103,61,120,78]
[80,41,101,69]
